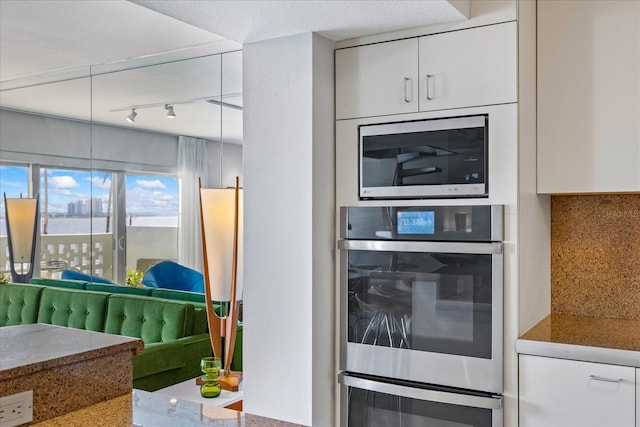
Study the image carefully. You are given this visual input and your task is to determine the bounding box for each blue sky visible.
[0,165,178,216]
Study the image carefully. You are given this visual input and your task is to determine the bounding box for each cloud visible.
[136,179,166,190]
[89,176,112,190]
[49,175,80,190]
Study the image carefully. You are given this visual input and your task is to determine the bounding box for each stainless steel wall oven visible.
[338,205,504,426]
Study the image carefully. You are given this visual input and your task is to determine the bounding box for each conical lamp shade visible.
[200,188,243,302]
[6,198,38,262]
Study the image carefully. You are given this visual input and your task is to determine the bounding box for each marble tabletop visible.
[34,389,304,427]
[0,323,144,381]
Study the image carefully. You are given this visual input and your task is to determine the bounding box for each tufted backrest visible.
[104,295,192,344]
[30,277,87,290]
[86,283,152,296]
[0,283,44,327]
[37,287,109,332]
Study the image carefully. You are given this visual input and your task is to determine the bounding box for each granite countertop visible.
[0,323,144,381]
[34,389,304,427]
[516,313,640,367]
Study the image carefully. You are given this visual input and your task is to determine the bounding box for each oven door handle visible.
[337,239,502,254]
[339,373,503,410]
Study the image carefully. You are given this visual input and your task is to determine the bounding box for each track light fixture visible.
[126,108,137,123]
[112,94,243,124]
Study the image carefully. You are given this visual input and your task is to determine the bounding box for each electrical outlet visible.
[0,390,33,427]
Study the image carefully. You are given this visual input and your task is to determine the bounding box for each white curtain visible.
[177,136,209,271]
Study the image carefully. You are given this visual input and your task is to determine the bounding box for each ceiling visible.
[0,0,468,142]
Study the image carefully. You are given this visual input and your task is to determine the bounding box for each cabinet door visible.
[519,355,636,427]
[418,21,517,112]
[335,38,418,120]
[537,1,640,193]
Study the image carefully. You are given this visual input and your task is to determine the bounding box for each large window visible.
[40,167,113,235]
[125,173,179,275]
[125,174,179,227]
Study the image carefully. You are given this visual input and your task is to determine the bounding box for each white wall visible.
[243,33,335,426]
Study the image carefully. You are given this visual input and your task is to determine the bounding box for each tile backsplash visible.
[551,194,640,320]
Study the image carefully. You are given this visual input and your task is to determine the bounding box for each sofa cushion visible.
[132,341,184,379]
[37,288,109,332]
[150,289,207,335]
[86,283,152,296]
[104,295,192,344]
[0,283,44,327]
[30,277,86,290]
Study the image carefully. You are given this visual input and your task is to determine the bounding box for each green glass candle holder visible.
[200,357,222,398]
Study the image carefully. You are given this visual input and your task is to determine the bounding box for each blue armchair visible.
[141,261,204,293]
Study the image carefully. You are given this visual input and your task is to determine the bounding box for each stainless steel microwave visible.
[359,115,488,199]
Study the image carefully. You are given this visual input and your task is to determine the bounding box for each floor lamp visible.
[4,194,39,283]
[199,177,243,391]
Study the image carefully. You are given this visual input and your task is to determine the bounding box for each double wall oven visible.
[338,205,504,426]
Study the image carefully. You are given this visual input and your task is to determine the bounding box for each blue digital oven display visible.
[397,211,435,235]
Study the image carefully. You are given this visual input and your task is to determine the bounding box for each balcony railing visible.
[1,233,113,280]
[1,226,177,282]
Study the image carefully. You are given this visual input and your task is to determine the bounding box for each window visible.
[40,167,113,235]
[39,167,114,279]
[125,174,179,273]
[125,174,179,226]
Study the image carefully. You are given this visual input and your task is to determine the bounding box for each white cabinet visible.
[335,22,517,120]
[637,368,639,427]
[418,21,517,112]
[537,0,640,193]
[519,355,636,427]
[335,38,418,120]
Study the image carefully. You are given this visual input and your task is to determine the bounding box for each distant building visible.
[67,202,76,216]
[91,198,103,215]
[75,200,84,216]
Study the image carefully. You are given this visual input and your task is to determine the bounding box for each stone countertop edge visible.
[0,324,144,381]
[516,314,640,368]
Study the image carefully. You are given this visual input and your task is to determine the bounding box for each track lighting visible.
[126,108,137,123]
[112,95,243,123]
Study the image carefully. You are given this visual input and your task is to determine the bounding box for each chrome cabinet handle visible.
[403,77,412,103]
[426,74,434,100]
[338,239,503,255]
[589,374,622,383]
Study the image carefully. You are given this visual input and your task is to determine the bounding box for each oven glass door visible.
[340,240,503,392]
[341,374,502,427]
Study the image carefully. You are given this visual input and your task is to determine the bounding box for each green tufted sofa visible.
[0,279,242,391]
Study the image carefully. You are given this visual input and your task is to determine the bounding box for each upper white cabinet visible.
[335,38,418,120]
[335,22,517,120]
[537,0,640,193]
[519,354,636,427]
[418,21,517,112]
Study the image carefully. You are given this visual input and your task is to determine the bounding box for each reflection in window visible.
[40,168,113,235]
[125,174,179,227]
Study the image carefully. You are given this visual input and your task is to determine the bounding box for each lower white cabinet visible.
[637,368,639,427]
[519,354,636,427]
